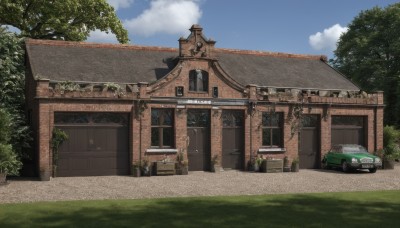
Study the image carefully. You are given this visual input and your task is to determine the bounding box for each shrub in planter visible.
[211,154,222,173]
[283,156,291,172]
[141,156,152,177]
[254,155,264,172]
[176,151,189,175]
[131,161,141,177]
[291,157,299,172]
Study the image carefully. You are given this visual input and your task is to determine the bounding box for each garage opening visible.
[54,112,130,177]
[331,116,365,146]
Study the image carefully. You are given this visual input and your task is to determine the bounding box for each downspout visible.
[139,102,142,165]
[249,108,252,171]
[374,106,377,152]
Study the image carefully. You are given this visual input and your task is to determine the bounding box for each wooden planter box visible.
[154,162,175,175]
[261,159,283,173]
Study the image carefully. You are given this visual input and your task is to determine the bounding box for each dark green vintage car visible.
[322,144,382,173]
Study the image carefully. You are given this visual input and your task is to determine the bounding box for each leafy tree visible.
[0,27,31,159]
[331,3,400,126]
[0,0,129,43]
[0,108,23,176]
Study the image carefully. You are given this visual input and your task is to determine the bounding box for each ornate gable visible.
[179,24,216,59]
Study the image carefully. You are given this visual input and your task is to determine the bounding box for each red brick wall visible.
[150,59,244,99]
[28,35,384,176]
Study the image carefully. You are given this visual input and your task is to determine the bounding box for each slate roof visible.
[25,39,359,91]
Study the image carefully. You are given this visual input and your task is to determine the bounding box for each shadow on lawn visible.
[1,193,399,228]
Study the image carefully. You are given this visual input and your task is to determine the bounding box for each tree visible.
[0,27,32,159]
[0,108,23,177]
[0,0,129,43]
[331,3,400,126]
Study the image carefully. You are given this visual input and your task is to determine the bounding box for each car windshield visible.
[342,145,368,154]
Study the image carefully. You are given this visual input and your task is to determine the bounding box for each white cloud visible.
[124,0,202,37]
[87,29,119,43]
[107,0,134,11]
[309,24,348,51]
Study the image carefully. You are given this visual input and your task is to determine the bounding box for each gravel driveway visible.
[1,167,400,204]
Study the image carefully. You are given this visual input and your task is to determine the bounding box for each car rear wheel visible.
[342,161,350,173]
[369,168,377,173]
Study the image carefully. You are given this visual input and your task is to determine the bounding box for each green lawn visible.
[0,190,399,228]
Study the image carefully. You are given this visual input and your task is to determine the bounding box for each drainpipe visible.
[249,109,253,171]
[374,106,377,152]
[139,109,142,165]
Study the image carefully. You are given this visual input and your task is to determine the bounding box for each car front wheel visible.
[369,168,377,173]
[342,161,350,173]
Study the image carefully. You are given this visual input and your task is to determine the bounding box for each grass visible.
[0,190,399,228]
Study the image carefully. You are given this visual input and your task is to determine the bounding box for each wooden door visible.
[222,110,244,170]
[299,115,319,169]
[187,110,210,171]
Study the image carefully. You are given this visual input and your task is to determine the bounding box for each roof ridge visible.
[215,47,327,61]
[24,38,178,52]
[25,38,328,61]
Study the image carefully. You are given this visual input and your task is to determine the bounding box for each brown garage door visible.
[54,113,129,177]
[331,116,365,146]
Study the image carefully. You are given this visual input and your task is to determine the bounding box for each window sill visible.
[188,91,208,94]
[146,148,178,154]
[258,148,286,153]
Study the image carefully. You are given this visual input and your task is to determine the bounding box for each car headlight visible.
[351,158,358,163]
[375,158,381,163]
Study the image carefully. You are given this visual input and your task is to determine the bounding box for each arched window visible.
[189,69,208,92]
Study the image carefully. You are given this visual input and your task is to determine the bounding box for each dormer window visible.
[189,69,208,92]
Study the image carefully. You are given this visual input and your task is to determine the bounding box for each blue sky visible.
[89,0,398,58]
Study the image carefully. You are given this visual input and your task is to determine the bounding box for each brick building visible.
[25,25,384,178]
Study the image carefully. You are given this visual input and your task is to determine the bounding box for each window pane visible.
[262,113,268,126]
[202,73,208,92]
[196,70,203,91]
[189,70,196,91]
[151,109,159,125]
[332,116,363,126]
[189,70,208,92]
[262,129,271,146]
[161,110,173,125]
[54,113,89,124]
[163,128,173,147]
[187,110,209,127]
[262,113,281,127]
[151,128,159,147]
[270,113,281,127]
[272,128,281,147]
[222,111,243,127]
[302,115,318,127]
